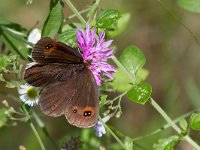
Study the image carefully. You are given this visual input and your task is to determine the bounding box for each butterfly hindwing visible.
[65,70,99,127]
[39,69,99,127]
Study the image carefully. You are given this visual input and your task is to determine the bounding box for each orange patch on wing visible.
[84,106,95,112]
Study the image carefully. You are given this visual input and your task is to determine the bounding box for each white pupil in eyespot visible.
[46,44,53,49]
[83,111,91,117]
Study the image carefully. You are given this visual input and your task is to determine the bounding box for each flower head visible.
[94,121,106,137]
[76,24,116,86]
[18,84,39,106]
[94,115,111,137]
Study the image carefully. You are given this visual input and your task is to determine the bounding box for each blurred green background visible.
[0,0,200,149]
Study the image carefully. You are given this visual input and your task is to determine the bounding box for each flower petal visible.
[18,84,39,107]
[76,24,116,85]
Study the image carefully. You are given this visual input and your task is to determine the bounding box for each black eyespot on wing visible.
[83,111,92,117]
[73,109,77,113]
[45,44,53,49]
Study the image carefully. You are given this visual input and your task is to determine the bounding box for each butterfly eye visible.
[45,44,53,49]
[83,111,92,117]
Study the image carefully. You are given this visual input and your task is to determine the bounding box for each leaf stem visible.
[99,117,126,149]
[64,8,90,22]
[149,98,200,150]
[149,98,181,133]
[22,105,46,150]
[64,0,86,24]
[32,112,58,149]
[133,108,200,141]
[29,122,46,150]
[87,0,100,24]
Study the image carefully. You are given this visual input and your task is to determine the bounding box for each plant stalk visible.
[22,105,46,150]
[149,98,200,150]
[99,117,126,149]
[64,0,86,24]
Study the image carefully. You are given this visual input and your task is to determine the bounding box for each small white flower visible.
[27,28,41,48]
[18,84,39,106]
[94,115,111,137]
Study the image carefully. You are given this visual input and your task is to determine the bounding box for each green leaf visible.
[0,27,29,59]
[136,68,149,83]
[164,141,176,150]
[189,113,200,130]
[96,9,121,29]
[5,81,18,88]
[100,95,107,107]
[179,118,188,131]
[0,108,7,128]
[0,54,21,88]
[0,54,18,72]
[59,29,76,46]
[126,83,152,104]
[124,137,133,150]
[177,0,200,13]
[120,45,146,76]
[110,46,147,92]
[0,55,10,72]
[154,136,178,150]
[0,19,28,59]
[61,23,83,32]
[110,67,132,92]
[0,18,27,34]
[42,0,63,37]
[107,13,131,37]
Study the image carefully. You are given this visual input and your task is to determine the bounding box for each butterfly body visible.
[24,37,99,128]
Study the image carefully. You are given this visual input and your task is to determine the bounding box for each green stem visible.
[99,117,126,149]
[29,122,46,150]
[133,108,200,141]
[64,0,86,24]
[87,0,100,24]
[22,105,46,150]
[64,8,90,22]
[149,98,200,150]
[149,98,181,133]
[32,112,58,149]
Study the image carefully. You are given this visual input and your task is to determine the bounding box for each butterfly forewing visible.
[24,63,84,87]
[32,37,83,63]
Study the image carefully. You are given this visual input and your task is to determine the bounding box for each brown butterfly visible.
[24,37,99,128]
